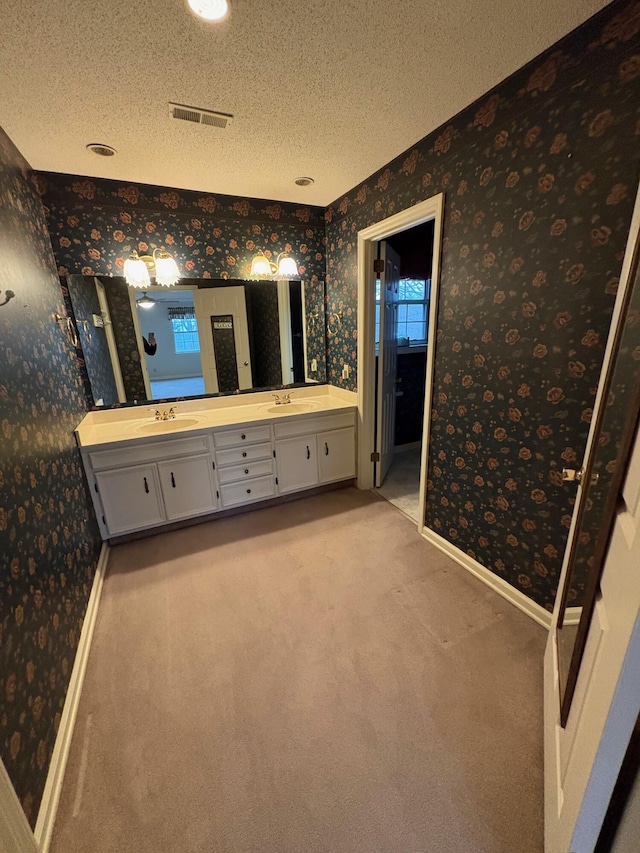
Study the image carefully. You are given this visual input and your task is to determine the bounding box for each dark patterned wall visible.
[0,129,101,825]
[323,0,640,610]
[65,276,119,406]
[101,278,147,402]
[37,174,326,283]
[303,278,327,381]
[245,283,283,388]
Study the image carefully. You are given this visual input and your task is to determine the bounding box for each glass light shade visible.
[187,0,228,21]
[277,254,298,277]
[250,252,273,277]
[154,253,180,287]
[124,252,151,288]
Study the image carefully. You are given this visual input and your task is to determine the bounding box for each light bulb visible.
[154,252,180,287]
[250,252,273,277]
[124,252,150,288]
[187,0,228,21]
[277,254,298,277]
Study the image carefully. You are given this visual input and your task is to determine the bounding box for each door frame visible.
[356,193,444,531]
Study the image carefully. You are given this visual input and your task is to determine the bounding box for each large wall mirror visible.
[63,276,327,407]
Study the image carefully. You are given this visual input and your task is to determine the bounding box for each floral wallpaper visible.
[101,277,147,402]
[37,173,326,284]
[0,128,101,825]
[323,0,640,610]
[245,283,283,387]
[64,275,119,407]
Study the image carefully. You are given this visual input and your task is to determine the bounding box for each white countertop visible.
[75,386,357,449]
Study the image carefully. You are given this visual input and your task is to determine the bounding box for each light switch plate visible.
[342,365,350,379]
[311,358,317,371]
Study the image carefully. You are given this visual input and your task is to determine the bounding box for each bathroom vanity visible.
[75,387,357,540]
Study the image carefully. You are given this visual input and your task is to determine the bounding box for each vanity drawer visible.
[220,475,275,508]
[218,459,274,485]
[273,411,356,439]
[216,441,273,467]
[88,435,211,470]
[214,424,272,449]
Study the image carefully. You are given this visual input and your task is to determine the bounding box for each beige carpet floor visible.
[51,487,546,853]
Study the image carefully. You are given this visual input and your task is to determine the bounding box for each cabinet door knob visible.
[242,451,247,458]
[244,468,249,474]
[325,442,329,456]
[306,445,310,460]
[143,477,149,494]
[247,488,251,494]
[241,434,246,440]
[170,472,176,488]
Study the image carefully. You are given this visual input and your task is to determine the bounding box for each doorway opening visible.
[356,194,444,530]
[374,221,434,521]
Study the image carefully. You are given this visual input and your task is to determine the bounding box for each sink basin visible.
[136,417,201,435]
[261,402,319,415]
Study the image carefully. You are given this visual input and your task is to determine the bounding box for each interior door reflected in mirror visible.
[63,276,327,407]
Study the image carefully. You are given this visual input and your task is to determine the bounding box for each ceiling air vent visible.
[169,102,233,129]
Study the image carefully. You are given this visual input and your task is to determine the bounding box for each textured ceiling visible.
[0,0,611,205]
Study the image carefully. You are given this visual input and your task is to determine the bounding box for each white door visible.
[157,454,217,520]
[193,287,252,394]
[95,464,164,534]
[317,427,356,483]
[375,242,400,487]
[544,185,640,852]
[275,435,319,493]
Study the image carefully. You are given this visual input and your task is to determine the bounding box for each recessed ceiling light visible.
[86,143,117,157]
[187,0,228,21]
[295,177,314,187]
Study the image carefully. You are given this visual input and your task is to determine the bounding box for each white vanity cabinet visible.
[213,425,276,508]
[86,435,218,538]
[79,400,357,541]
[274,411,356,495]
[94,464,165,534]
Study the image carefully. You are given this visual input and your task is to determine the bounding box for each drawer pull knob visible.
[306,445,310,460]
[325,442,329,456]
[247,488,251,494]
[143,477,149,494]
[171,472,176,488]
[242,451,247,458]
[241,434,246,440]
[244,468,249,474]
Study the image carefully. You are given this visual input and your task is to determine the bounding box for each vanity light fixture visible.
[136,293,156,309]
[187,0,228,21]
[250,250,299,279]
[124,247,180,289]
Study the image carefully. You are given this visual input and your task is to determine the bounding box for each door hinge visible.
[371,451,380,462]
[373,259,384,274]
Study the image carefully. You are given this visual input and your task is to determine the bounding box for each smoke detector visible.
[87,143,117,157]
[169,102,233,129]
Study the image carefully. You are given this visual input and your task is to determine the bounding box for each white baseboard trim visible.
[420,526,552,630]
[34,543,109,853]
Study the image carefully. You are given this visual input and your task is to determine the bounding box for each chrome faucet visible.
[152,406,177,421]
[271,393,282,405]
[271,393,292,406]
[282,393,291,404]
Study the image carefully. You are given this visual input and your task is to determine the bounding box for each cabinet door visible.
[275,435,319,493]
[157,454,217,520]
[317,427,356,484]
[95,464,164,535]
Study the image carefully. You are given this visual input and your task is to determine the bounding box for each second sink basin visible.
[262,402,319,415]
[136,417,201,435]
